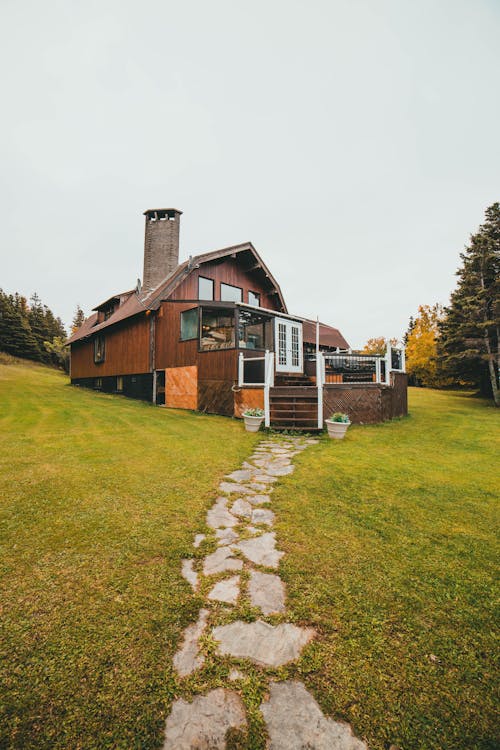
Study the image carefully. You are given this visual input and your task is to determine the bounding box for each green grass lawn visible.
[0,361,260,749]
[274,388,499,750]
[0,362,498,749]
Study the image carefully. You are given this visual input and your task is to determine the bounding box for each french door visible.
[274,318,303,373]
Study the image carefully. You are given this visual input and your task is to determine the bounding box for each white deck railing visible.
[238,350,274,427]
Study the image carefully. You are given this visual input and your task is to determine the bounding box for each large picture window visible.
[198,276,214,300]
[180,308,199,340]
[220,282,242,303]
[94,335,105,363]
[200,309,235,350]
[238,309,271,350]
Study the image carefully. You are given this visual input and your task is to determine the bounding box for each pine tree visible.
[71,305,85,334]
[439,203,500,405]
[0,290,41,360]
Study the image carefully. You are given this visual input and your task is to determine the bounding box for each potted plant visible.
[242,408,265,432]
[325,412,351,439]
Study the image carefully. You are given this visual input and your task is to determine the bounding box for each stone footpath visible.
[163,436,367,749]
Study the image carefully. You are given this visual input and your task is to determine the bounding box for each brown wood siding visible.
[165,366,198,410]
[155,301,198,369]
[170,257,282,311]
[70,315,150,378]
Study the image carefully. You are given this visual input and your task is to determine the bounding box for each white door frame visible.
[275,318,303,373]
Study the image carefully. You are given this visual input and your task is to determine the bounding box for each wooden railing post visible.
[238,352,244,387]
[317,352,324,429]
[375,356,381,384]
[264,350,271,428]
[401,346,406,373]
[385,341,392,385]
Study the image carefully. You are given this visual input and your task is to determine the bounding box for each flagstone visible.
[231,498,253,518]
[207,498,238,529]
[163,688,247,749]
[225,469,254,482]
[181,559,198,591]
[173,609,209,677]
[208,575,240,604]
[251,508,275,526]
[219,482,256,495]
[203,546,243,576]
[248,493,272,505]
[235,532,284,568]
[212,620,315,667]
[216,527,239,545]
[249,571,285,614]
[193,533,205,548]
[260,681,367,750]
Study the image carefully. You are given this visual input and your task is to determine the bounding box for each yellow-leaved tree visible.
[362,337,398,355]
[405,304,445,386]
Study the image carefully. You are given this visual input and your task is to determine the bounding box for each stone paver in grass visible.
[215,527,238,545]
[180,559,198,591]
[230,498,253,518]
[260,681,368,750]
[165,434,366,749]
[163,688,247,749]
[173,608,209,677]
[251,507,275,526]
[235,532,284,568]
[248,570,285,614]
[208,575,240,604]
[203,546,243,576]
[206,498,238,529]
[212,620,315,667]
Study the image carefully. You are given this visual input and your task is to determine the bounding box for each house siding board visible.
[155,302,198,369]
[170,258,282,311]
[70,315,150,378]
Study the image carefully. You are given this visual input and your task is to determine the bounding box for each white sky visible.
[1,0,499,348]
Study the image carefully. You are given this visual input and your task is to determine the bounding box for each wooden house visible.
[69,208,406,428]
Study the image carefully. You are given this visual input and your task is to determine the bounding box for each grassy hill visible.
[0,361,498,749]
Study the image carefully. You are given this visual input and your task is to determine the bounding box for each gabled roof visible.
[302,319,350,350]
[67,242,287,344]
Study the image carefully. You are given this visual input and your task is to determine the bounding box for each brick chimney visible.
[142,208,182,291]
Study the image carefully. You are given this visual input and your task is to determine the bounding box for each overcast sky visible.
[1,0,499,348]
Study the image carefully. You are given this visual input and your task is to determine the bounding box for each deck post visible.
[238,352,244,387]
[385,341,392,385]
[264,350,271,428]
[317,352,324,429]
[375,356,381,384]
[401,345,406,373]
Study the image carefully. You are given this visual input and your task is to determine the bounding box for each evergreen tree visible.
[439,203,499,405]
[71,305,85,334]
[0,290,41,360]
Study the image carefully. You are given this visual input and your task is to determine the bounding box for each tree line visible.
[0,291,70,369]
[363,202,499,406]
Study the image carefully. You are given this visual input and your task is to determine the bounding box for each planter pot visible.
[243,415,264,433]
[325,419,351,439]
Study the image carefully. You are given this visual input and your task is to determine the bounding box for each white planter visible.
[243,415,264,433]
[325,419,351,439]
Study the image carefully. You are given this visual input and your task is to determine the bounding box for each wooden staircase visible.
[269,374,319,432]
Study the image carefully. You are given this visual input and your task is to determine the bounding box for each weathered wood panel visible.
[165,366,198,410]
[170,257,282,311]
[323,378,408,424]
[198,380,234,416]
[155,301,198,369]
[234,388,264,418]
[70,315,150,378]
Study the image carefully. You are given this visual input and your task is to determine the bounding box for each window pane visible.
[180,308,199,340]
[248,291,260,307]
[94,335,105,363]
[238,309,270,349]
[200,309,235,350]
[198,277,214,300]
[220,283,242,303]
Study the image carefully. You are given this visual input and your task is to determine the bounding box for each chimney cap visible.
[143,208,183,216]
